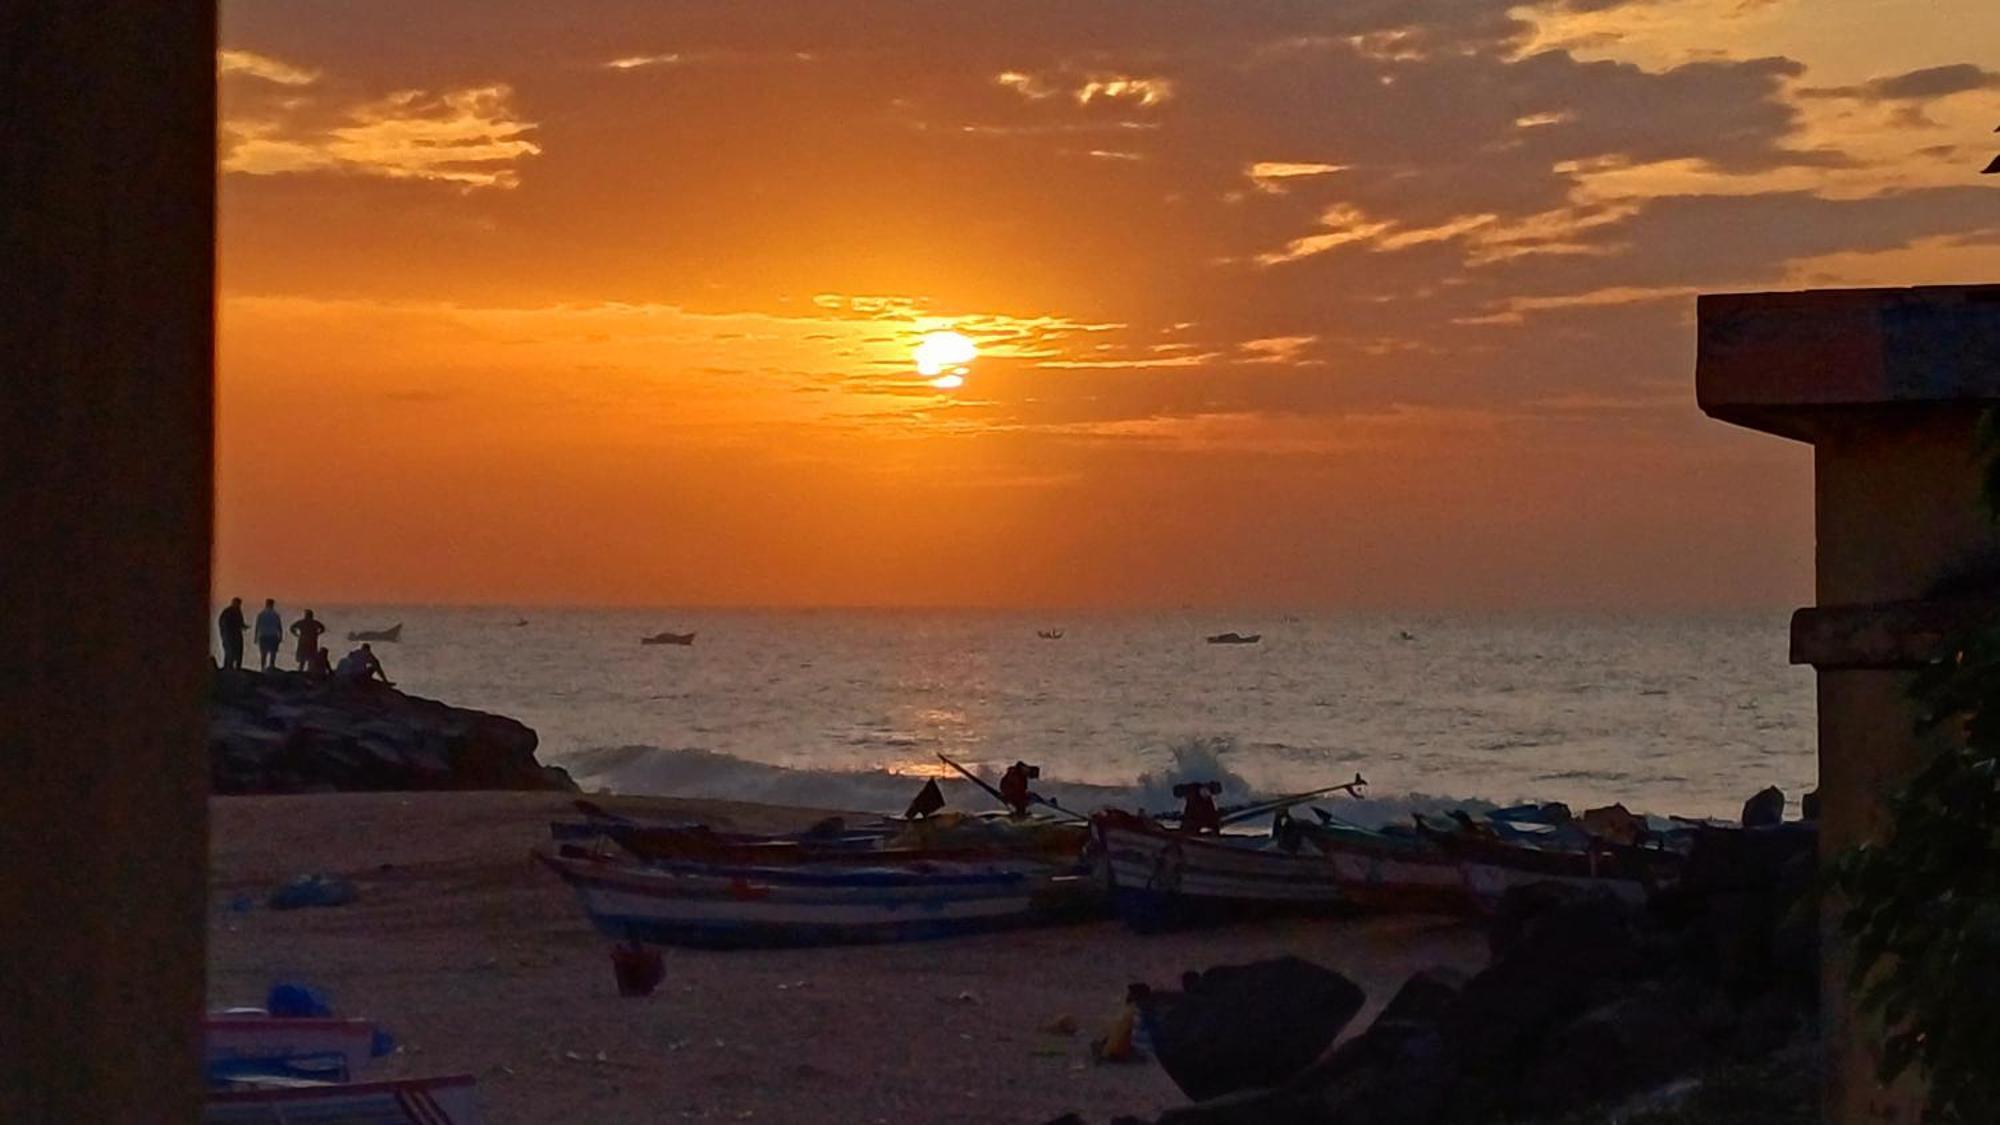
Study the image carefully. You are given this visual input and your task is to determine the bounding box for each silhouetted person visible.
[999,760,1039,815]
[335,642,392,686]
[217,597,248,670]
[253,598,283,671]
[289,609,327,671]
[1176,781,1222,834]
[306,646,333,679]
[904,778,946,820]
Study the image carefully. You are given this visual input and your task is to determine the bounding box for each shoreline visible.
[209,791,1489,1124]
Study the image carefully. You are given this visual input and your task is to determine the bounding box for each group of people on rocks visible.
[215,598,391,685]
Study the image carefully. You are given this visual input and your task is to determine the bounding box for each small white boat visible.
[346,623,402,643]
[204,1074,480,1124]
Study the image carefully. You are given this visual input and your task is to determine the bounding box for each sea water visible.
[269,607,1815,824]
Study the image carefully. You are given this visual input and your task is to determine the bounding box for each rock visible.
[1159,968,1466,1125]
[1517,983,1716,1116]
[1138,956,1365,1103]
[1740,785,1785,827]
[208,668,573,794]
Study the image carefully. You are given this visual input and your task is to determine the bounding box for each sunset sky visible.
[216,1,2000,610]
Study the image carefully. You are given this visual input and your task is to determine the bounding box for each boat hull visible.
[204,1074,479,1124]
[540,852,1089,949]
[1093,816,1349,931]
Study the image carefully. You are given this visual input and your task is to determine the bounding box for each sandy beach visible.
[209,792,1490,1124]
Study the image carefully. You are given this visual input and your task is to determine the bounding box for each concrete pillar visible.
[0,5,214,1122]
[1697,285,2000,1123]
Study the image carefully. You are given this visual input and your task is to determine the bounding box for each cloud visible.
[218,49,319,86]
[996,69,1174,108]
[1801,63,2000,103]
[223,84,541,189]
[604,53,683,71]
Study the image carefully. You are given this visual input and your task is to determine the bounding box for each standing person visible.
[289,609,326,672]
[217,597,248,670]
[253,598,283,671]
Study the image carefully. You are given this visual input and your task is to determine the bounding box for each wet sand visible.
[209,792,1489,1124]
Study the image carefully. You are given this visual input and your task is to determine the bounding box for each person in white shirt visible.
[253,599,284,671]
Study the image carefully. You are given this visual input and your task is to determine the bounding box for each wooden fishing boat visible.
[1418,825,1680,909]
[539,850,1096,948]
[1204,632,1260,644]
[604,814,1086,869]
[1290,819,1477,915]
[1091,810,1349,931]
[640,630,695,645]
[204,1014,384,1081]
[204,1073,480,1124]
[345,623,401,643]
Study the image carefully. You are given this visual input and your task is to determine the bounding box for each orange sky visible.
[215,1,2000,609]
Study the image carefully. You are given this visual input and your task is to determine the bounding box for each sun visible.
[914,330,977,387]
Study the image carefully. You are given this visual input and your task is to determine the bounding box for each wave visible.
[556,737,1509,829]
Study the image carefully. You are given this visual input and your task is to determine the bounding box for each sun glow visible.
[914,330,977,388]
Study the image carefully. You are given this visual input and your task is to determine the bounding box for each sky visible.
[215,1,2000,611]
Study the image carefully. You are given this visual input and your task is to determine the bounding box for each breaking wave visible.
[556,736,1506,829]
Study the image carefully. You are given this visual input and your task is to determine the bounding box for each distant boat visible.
[641,631,695,646]
[512,618,529,628]
[346,623,401,643]
[1397,630,1416,641]
[1037,629,1065,640]
[1205,632,1260,645]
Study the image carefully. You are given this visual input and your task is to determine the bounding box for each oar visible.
[934,754,1090,823]
[1186,774,1367,828]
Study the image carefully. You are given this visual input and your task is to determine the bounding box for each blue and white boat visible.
[538,850,1095,949]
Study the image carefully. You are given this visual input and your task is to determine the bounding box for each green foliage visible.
[1829,580,2000,1120]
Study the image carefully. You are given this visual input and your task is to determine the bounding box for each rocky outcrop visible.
[1109,822,1819,1125]
[209,669,575,794]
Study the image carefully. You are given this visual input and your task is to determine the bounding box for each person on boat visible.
[999,760,1039,816]
[305,646,333,679]
[904,778,946,820]
[217,597,248,670]
[335,643,393,686]
[288,609,328,672]
[1177,781,1223,834]
[253,598,284,671]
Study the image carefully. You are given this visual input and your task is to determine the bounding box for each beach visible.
[209,792,1490,1124]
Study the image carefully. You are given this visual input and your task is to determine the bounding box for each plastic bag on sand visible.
[266,982,334,1018]
[268,874,358,910]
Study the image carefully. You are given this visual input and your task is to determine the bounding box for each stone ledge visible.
[1790,597,2000,669]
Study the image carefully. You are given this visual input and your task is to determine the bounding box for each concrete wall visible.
[1811,410,2000,1123]
[0,5,215,1120]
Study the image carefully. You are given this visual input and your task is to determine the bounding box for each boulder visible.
[1516,983,1716,1116]
[1138,956,1365,1103]
[1740,786,1785,828]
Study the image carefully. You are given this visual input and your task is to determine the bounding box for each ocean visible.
[261,607,1817,825]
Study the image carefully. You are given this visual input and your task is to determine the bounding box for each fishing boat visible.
[1205,632,1260,645]
[1036,628,1065,639]
[602,812,1087,869]
[346,623,401,643]
[1091,809,1349,931]
[1421,826,1678,909]
[640,630,695,645]
[1288,816,1478,915]
[538,850,1096,948]
[204,1074,481,1124]
[204,1014,385,1081]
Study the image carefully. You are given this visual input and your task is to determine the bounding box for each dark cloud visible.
[1801,63,2000,102]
